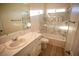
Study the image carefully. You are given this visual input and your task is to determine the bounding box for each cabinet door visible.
[15,37,41,56]
[31,43,41,56]
[14,46,32,56]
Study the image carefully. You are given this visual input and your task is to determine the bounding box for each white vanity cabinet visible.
[14,37,41,56]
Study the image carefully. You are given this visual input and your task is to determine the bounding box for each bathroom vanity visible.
[0,32,42,56]
[15,32,42,56]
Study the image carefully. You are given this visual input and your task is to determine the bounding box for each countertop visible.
[0,32,42,56]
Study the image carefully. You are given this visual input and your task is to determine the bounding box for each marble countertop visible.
[0,32,42,56]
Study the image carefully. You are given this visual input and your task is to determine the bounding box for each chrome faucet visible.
[12,37,18,41]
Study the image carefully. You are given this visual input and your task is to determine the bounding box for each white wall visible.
[65,4,79,55]
[70,4,79,55]
[30,4,44,32]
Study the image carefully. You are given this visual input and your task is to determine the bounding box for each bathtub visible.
[42,33,66,48]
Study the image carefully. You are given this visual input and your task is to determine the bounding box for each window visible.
[47,9,55,13]
[30,10,44,16]
[47,8,66,13]
[56,9,66,12]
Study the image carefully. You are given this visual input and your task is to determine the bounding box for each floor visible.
[39,43,65,56]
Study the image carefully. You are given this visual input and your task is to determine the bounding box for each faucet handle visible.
[12,37,18,41]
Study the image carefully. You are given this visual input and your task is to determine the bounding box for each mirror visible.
[0,4,31,36]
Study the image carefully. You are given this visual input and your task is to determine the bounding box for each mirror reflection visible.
[0,4,31,36]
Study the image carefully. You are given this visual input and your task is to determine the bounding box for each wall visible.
[71,22,79,55]
[70,4,79,55]
[30,3,44,32]
[65,4,79,55]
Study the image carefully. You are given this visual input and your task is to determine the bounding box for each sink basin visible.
[6,32,41,49]
[10,39,25,47]
[6,39,26,49]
